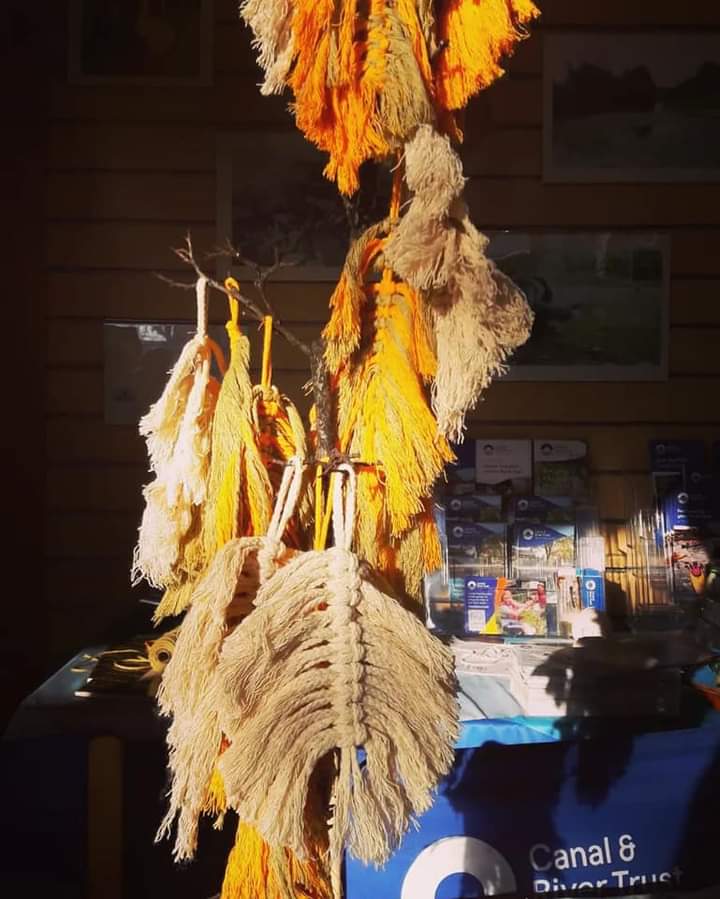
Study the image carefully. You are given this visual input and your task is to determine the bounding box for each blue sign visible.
[579,570,605,611]
[345,718,720,897]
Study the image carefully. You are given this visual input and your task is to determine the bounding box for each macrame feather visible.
[216,542,458,893]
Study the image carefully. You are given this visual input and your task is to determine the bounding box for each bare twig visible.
[310,341,334,461]
[173,233,312,359]
[155,273,196,291]
[163,233,346,463]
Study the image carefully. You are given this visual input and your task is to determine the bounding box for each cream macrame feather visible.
[156,461,305,861]
[214,468,459,896]
[239,0,295,95]
[133,278,223,588]
[431,204,533,442]
[385,125,533,442]
[384,124,466,291]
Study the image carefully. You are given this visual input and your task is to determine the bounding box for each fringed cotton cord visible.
[258,456,305,583]
[196,276,209,337]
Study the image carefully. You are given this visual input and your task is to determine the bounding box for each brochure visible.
[511,524,576,580]
[475,439,532,496]
[533,440,589,498]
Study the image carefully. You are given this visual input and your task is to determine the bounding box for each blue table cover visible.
[346,702,720,898]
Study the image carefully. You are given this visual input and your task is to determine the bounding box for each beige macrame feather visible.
[214,469,459,896]
[156,537,265,860]
[384,124,466,292]
[385,125,533,441]
[431,203,534,442]
[239,0,295,95]
[156,462,305,861]
[133,278,223,589]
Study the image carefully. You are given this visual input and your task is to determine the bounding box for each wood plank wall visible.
[46,0,720,662]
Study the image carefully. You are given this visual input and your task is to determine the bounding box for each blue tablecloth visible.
[7,650,720,898]
[347,700,720,898]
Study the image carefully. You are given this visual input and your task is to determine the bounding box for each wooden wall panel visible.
[43,0,720,662]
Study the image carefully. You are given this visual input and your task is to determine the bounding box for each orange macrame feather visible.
[435,0,540,111]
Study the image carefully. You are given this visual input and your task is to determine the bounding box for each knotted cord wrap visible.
[156,459,307,862]
[196,275,209,337]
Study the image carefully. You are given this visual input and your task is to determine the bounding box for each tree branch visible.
[173,233,313,359]
[164,233,346,465]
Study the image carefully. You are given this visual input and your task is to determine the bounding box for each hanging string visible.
[260,315,273,391]
[224,276,241,339]
[194,275,227,376]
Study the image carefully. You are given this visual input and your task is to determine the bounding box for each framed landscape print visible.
[544,32,720,182]
[487,231,669,382]
[68,0,213,86]
[216,131,393,281]
[217,131,353,281]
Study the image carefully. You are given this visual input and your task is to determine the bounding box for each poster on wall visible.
[216,132,392,281]
[544,31,720,182]
[68,0,214,85]
[487,231,669,382]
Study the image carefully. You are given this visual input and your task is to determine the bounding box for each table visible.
[346,705,720,898]
[5,648,720,899]
[2,648,231,899]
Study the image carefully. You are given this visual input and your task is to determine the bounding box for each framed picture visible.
[217,131,357,282]
[68,0,214,86]
[103,321,225,425]
[544,31,720,182]
[487,231,669,381]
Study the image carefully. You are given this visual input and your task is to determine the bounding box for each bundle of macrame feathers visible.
[128,2,539,898]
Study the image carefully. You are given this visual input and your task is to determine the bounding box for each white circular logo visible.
[467,580,477,590]
[518,499,529,511]
[522,528,534,541]
[678,492,689,505]
[452,526,464,538]
[586,579,596,591]
[401,836,517,898]
[450,499,461,511]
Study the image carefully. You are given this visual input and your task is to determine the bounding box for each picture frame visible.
[216,131,354,282]
[68,0,214,86]
[544,31,720,183]
[103,321,225,425]
[487,231,670,382]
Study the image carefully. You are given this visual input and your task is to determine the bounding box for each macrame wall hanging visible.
[131,2,540,897]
